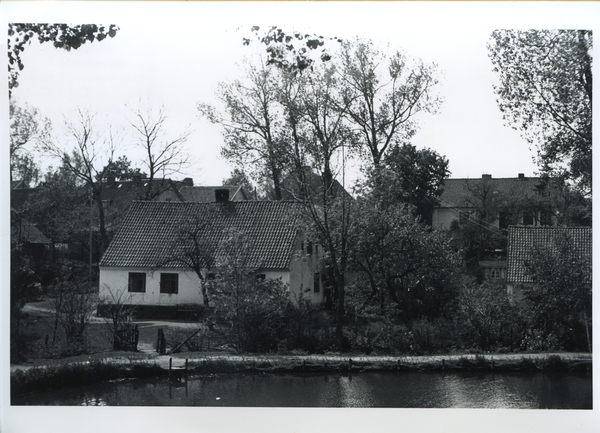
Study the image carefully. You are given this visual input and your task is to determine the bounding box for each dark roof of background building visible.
[11,213,50,245]
[99,200,304,269]
[437,174,544,208]
[506,226,592,284]
[101,178,179,202]
[179,185,248,202]
[281,168,353,203]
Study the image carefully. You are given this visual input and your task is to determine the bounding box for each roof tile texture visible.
[99,201,303,269]
[507,226,592,283]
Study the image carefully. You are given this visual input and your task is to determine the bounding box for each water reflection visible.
[13,371,592,409]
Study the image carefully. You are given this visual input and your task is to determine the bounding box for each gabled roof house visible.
[99,198,324,310]
[156,185,250,203]
[433,173,553,231]
[506,226,592,298]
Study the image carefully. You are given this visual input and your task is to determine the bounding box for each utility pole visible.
[89,186,93,284]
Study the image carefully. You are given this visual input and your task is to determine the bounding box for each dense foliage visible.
[489,30,592,195]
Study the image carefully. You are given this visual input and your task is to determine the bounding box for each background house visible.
[433,173,554,231]
[506,226,592,299]
[156,184,250,202]
[99,196,324,313]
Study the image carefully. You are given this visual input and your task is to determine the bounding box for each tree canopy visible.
[488,30,592,195]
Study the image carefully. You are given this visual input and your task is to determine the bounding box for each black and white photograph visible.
[1,1,597,432]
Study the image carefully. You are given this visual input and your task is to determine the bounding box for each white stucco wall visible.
[288,238,325,305]
[99,267,203,306]
[100,262,323,307]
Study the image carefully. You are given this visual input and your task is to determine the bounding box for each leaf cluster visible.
[488,30,592,194]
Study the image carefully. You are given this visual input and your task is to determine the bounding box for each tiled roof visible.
[507,226,592,283]
[281,168,352,202]
[11,214,50,244]
[179,186,247,202]
[99,201,303,269]
[437,176,544,208]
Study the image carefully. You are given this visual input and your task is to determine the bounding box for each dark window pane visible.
[128,272,146,293]
[160,273,178,294]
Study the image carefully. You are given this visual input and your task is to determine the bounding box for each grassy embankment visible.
[11,352,592,398]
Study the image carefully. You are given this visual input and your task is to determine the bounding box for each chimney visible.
[215,188,230,203]
[183,177,194,187]
[518,173,525,180]
[482,174,492,180]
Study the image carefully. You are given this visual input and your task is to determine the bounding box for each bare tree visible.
[42,109,126,252]
[130,105,191,200]
[198,60,290,200]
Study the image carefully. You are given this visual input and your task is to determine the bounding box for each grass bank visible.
[11,352,591,399]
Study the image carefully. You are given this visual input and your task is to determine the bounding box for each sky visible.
[4,1,598,190]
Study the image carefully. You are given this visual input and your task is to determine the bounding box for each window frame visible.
[128,272,146,293]
[160,273,179,294]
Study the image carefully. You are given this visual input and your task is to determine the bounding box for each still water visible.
[13,371,592,408]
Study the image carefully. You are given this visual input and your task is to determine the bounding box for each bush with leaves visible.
[458,279,519,351]
[48,279,97,356]
[523,230,592,352]
[207,229,290,353]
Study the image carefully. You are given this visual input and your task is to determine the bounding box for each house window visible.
[307,241,313,255]
[160,273,179,294]
[313,272,320,293]
[128,272,146,293]
[523,211,534,225]
[490,268,503,280]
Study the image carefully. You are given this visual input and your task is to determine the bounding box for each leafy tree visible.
[242,25,340,74]
[488,30,592,195]
[340,39,442,166]
[360,142,449,224]
[448,178,510,276]
[199,60,290,200]
[222,168,255,197]
[208,229,290,352]
[27,162,90,257]
[9,100,51,183]
[8,23,119,95]
[129,105,191,200]
[523,230,592,351]
[41,109,137,253]
[458,279,514,351]
[351,201,461,324]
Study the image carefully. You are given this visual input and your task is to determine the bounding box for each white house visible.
[98,194,324,313]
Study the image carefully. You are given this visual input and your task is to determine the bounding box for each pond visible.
[13,370,591,409]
